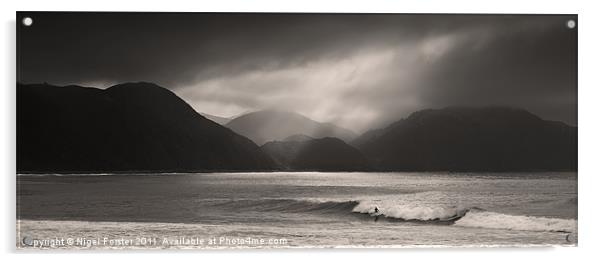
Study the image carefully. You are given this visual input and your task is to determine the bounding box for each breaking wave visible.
[454,210,576,233]
[213,198,576,232]
[351,200,472,222]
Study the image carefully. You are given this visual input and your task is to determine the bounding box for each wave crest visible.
[454,210,576,233]
[213,198,576,232]
[352,200,470,221]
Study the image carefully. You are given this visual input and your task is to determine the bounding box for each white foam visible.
[454,210,577,232]
[352,200,467,221]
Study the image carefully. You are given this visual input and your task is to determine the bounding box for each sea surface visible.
[17,172,577,249]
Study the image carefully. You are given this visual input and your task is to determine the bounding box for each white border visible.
[2,0,601,261]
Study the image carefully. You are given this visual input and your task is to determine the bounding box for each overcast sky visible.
[18,13,577,132]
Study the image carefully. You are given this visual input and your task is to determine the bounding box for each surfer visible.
[373,207,380,222]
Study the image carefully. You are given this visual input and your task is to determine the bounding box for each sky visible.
[17,13,577,132]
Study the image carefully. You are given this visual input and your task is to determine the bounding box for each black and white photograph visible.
[15,12,577,249]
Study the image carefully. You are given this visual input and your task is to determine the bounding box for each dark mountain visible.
[351,123,399,148]
[261,137,371,171]
[225,110,357,145]
[354,107,577,171]
[17,82,275,173]
[199,112,232,125]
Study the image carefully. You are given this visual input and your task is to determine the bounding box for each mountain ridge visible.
[17,82,275,173]
[353,106,577,171]
[261,137,371,171]
[199,112,232,125]
[225,109,357,145]
[17,82,577,173]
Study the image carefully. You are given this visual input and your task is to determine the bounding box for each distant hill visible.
[261,137,371,171]
[353,107,577,171]
[351,122,401,148]
[226,110,357,145]
[283,134,315,142]
[17,82,275,173]
[17,83,577,173]
[199,112,232,125]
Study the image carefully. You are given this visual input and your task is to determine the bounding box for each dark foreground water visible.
[17,172,577,248]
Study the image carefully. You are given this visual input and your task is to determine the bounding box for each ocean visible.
[16,172,577,249]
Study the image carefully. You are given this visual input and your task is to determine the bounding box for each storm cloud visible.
[17,13,577,131]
